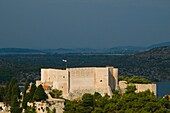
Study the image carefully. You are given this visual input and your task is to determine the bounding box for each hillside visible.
[147,42,170,49]
[0,46,169,83]
[0,54,127,84]
[0,48,45,55]
[120,46,170,81]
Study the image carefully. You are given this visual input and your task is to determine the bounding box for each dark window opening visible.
[100,80,102,82]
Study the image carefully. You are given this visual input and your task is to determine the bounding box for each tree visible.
[125,85,136,94]
[92,108,103,113]
[82,93,94,107]
[33,85,48,101]
[10,95,22,113]
[22,93,30,110]
[12,84,21,99]
[8,78,17,97]
[118,76,124,81]
[64,91,170,113]
[22,80,29,110]
[3,78,20,105]
[3,82,9,104]
[103,103,117,113]
[28,83,36,102]
[23,80,29,97]
[0,85,4,101]
[124,76,151,84]
[64,100,80,113]
[94,92,102,100]
[49,89,62,98]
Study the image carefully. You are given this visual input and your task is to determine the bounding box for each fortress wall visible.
[95,68,109,95]
[51,70,69,97]
[36,80,42,87]
[41,69,68,83]
[48,69,65,82]
[119,81,127,94]
[69,68,95,91]
[95,68,108,89]
[41,69,49,82]
[108,67,114,90]
[40,67,118,99]
[135,84,156,95]
[119,81,157,95]
[113,68,118,90]
[41,68,69,97]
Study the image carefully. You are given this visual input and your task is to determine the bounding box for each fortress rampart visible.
[36,67,157,99]
[38,67,118,99]
[119,81,156,95]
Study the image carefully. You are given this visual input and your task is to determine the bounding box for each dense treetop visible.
[119,76,151,84]
[64,85,170,113]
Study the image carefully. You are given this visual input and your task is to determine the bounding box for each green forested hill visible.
[0,46,169,83]
[0,54,126,83]
[120,46,170,81]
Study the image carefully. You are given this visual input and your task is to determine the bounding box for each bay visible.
[156,82,170,97]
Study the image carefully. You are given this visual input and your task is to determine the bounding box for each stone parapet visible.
[119,81,157,95]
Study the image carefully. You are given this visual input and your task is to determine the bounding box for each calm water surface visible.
[156,82,170,97]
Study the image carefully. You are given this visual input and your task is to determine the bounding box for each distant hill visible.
[147,42,170,49]
[41,42,170,54]
[120,46,170,81]
[42,48,97,54]
[1,42,170,55]
[107,46,145,54]
[0,48,46,55]
[108,42,170,54]
[42,48,75,54]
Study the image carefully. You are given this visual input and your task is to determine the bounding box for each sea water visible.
[156,82,170,97]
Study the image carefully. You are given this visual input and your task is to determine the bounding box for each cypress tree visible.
[7,78,17,105]
[22,93,29,110]
[33,85,48,101]
[12,84,21,99]
[4,82,9,95]
[23,80,29,97]
[3,82,9,105]
[11,95,22,113]
[29,83,36,101]
[8,78,17,96]
[22,81,30,110]
[0,85,4,101]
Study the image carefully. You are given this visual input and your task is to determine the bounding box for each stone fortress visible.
[36,66,156,99]
[36,67,118,99]
[0,67,157,113]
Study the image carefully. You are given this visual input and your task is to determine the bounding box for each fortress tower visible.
[37,67,118,99]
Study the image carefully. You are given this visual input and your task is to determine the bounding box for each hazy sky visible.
[0,0,170,49]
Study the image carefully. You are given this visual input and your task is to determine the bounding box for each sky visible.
[0,0,170,49]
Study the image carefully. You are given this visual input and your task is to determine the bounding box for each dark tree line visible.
[64,85,170,113]
[22,82,48,113]
[1,78,170,113]
[0,78,22,113]
[118,76,151,84]
[0,78,48,113]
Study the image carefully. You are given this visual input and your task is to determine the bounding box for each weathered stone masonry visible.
[36,67,118,99]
